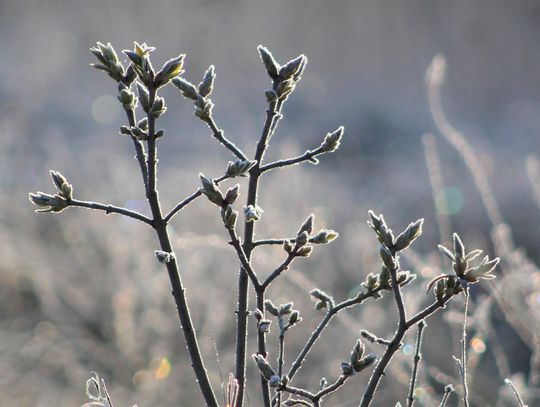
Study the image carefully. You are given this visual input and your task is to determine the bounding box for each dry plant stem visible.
[235,99,283,407]
[165,175,229,223]
[67,198,153,226]
[505,378,526,407]
[261,253,295,289]
[144,85,218,407]
[204,115,248,161]
[407,320,426,407]
[280,375,350,406]
[422,133,451,246]
[439,386,453,407]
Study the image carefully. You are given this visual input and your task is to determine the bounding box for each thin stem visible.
[165,174,229,223]
[253,237,319,247]
[504,378,526,407]
[227,228,260,289]
[314,375,350,402]
[235,99,283,407]
[276,323,286,407]
[67,198,153,226]
[144,85,218,407]
[124,108,148,192]
[280,384,316,400]
[287,289,380,382]
[360,289,454,407]
[460,290,470,407]
[259,146,325,173]
[204,115,248,161]
[439,385,454,407]
[407,320,426,407]
[261,253,295,289]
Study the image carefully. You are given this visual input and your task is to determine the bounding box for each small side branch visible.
[204,116,248,161]
[260,146,326,173]
[228,228,260,289]
[407,320,427,407]
[165,174,229,223]
[68,198,153,226]
[261,253,296,289]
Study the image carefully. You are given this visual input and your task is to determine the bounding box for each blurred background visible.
[1,1,539,406]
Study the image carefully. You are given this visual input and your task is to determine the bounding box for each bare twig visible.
[67,198,153,226]
[204,115,248,161]
[439,385,454,407]
[407,320,426,407]
[260,146,326,173]
[165,174,229,223]
[504,378,527,407]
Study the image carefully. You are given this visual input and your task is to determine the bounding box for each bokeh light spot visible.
[402,344,414,356]
[92,94,121,124]
[132,370,147,387]
[470,337,486,354]
[153,357,172,380]
[436,187,464,215]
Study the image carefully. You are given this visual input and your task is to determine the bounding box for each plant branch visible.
[144,84,218,407]
[227,228,260,289]
[407,320,426,407]
[235,98,283,407]
[204,115,248,161]
[124,107,149,192]
[261,253,295,289]
[459,289,470,407]
[259,146,326,173]
[67,198,153,226]
[439,385,454,407]
[164,174,229,223]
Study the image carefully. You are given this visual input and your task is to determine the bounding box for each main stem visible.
[236,99,282,407]
[145,86,218,407]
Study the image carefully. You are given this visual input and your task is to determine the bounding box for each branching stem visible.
[407,320,426,407]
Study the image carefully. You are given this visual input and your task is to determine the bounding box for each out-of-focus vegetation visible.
[2,1,540,406]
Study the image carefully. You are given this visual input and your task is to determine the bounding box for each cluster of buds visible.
[310,288,333,311]
[368,211,423,252]
[283,214,317,257]
[172,65,216,120]
[122,42,184,88]
[119,117,164,141]
[258,45,307,103]
[29,171,73,213]
[428,233,499,301]
[225,159,257,178]
[361,266,416,296]
[135,83,166,118]
[265,300,302,333]
[340,339,377,376]
[90,42,134,84]
[199,174,240,230]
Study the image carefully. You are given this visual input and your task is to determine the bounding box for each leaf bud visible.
[198,65,215,97]
[320,126,344,152]
[224,184,240,205]
[295,231,309,247]
[393,219,424,251]
[257,45,280,81]
[268,375,281,388]
[278,302,293,315]
[353,353,377,372]
[252,354,275,381]
[295,246,313,257]
[199,173,224,206]
[350,339,365,365]
[279,55,307,81]
[379,245,397,270]
[341,362,354,376]
[311,229,339,244]
[221,205,238,230]
[172,77,199,100]
[136,83,151,112]
[244,205,263,222]
[288,310,301,325]
[257,320,271,333]
[283,239,294,254]
[154,250,173,264]
[226,160,256,177]
[265,300,279,317]
[297,213,315,235]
